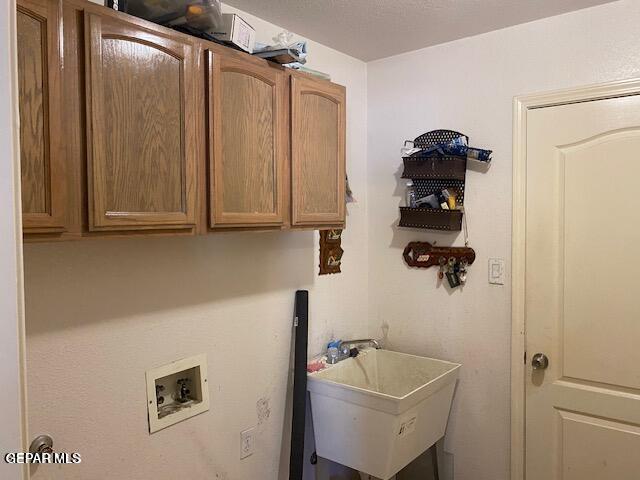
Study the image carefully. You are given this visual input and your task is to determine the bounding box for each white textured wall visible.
[25,4,367,479]
[366,1,640,479]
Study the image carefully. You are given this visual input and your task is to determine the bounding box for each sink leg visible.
[430,443,440,480]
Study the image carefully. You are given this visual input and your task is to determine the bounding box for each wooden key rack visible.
[403,241,476,269]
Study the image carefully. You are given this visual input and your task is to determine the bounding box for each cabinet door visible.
[17,0,66,233]
[207,52,285,227]
[291,76,346,226]
[84,12,197,231]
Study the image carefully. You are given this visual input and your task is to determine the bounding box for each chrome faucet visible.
[326,338,382,365]
[340,338,382,350]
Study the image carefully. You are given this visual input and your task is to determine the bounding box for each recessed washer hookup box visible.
[210,13,256,53]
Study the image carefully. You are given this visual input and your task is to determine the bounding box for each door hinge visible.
[524,351,527,364]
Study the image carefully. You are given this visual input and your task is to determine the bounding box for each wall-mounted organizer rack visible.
[398,129,492,288]
[399,129,469,231]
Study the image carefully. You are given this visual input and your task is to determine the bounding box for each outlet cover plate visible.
[240,427,256,459]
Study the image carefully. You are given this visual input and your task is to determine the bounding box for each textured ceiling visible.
[224,0,616,61]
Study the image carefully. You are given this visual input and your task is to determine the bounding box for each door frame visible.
[0,0,29,478]
[511,77,640,480]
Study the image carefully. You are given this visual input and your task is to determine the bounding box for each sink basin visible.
[307,349,460,480]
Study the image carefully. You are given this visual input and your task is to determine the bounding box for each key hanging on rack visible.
[445,257,461,288]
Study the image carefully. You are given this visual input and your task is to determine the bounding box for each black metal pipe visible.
[289,290,309,480]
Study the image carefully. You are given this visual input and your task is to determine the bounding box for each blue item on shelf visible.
[409,137,492,163]
[466,147,492,162]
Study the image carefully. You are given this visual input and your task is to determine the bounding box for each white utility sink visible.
[307,349,460,480]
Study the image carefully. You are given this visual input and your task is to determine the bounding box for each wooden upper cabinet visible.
[291,75,346,226]
[17,0,66,233]
[17,1,348,240]
[84,12,197,231]
[207,52,285,227]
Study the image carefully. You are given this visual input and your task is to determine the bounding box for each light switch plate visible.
[488,258,505,285]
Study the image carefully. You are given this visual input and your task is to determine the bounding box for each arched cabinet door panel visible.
[17,0,66,233]
[84,12,197,231]
[207,52,286,227]
[291,75,346,226]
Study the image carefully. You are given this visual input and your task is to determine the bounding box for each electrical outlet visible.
[240,427,256,459]
[488,258,505,285]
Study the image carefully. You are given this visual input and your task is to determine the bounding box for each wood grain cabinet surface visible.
[207,52,286,227]
[84,11,198,231]
[17,0,66,234]
[291,75,346,226]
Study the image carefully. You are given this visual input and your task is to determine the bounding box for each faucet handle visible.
[155,384,165,405]
[177,378,191,401]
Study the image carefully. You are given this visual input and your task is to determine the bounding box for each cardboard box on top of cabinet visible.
[211,13,256,53]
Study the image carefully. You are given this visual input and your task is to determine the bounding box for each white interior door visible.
[525,93,640,480]
[0,0,28,478]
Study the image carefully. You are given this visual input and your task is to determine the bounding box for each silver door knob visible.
[29,435,53,455]
[531,353,549,370]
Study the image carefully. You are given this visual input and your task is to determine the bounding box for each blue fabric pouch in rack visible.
[410,136,492,163]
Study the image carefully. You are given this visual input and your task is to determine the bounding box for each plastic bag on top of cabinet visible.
[125,0,222,31]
